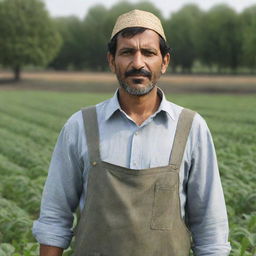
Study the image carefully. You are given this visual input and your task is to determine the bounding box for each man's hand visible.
[40,244,63,256]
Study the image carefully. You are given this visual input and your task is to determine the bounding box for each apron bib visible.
[74,106,195,256]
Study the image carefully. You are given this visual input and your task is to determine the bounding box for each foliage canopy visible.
[0,0,62,80]
[49,2,256,73]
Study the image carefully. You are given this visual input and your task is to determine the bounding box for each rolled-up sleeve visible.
[32,116,83,249]
[187,115,231,256]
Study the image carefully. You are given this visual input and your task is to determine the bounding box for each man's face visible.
[108,29,170,96]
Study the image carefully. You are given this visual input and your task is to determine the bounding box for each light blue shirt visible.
[33,89,231,255]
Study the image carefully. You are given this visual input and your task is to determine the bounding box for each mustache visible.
[125,69,152,79]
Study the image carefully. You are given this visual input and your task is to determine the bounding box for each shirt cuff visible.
[32,220,73,249]
[192,242,231,256]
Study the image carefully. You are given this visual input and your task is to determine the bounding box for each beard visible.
[118,78,155,96]
[116,68,155,96]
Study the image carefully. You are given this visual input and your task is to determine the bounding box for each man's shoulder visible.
[163,99,196,122]
[64,96,113,128]
[187,110,212,145]
[164,99,209,136]
[65,110,83,127]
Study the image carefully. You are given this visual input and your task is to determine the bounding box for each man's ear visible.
[161,53,170,74]
[107,52,116,73]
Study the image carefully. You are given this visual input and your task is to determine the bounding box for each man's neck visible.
[118,87,161,126]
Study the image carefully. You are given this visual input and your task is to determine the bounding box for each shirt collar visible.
[104,87,175,121]
[104,89,121,121]
[156,88,175,120]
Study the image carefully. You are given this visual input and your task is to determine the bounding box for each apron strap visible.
[81,105,195,169]
[81,106,101,165]
[169,108,196,170]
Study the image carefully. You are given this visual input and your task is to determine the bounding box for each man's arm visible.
[40,244,63,256]
[32,112,84,250]
[187,114,231,256]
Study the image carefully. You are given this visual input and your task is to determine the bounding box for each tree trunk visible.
[171,63,177,73]
[14,66,21,81]
[217,65,222,74]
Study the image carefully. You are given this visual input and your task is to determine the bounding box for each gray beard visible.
[118,79,155,96]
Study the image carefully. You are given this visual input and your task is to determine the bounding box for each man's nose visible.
[132,51,145,70]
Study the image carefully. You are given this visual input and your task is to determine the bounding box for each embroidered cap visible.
[111,9,166,41]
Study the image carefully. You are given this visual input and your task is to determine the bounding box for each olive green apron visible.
[74,106,195,256]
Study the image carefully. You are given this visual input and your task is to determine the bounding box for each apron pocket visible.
[150,182,177,230]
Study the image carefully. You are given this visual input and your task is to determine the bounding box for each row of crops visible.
[0,90,255,255]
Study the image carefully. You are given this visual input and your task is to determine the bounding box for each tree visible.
[240,5,256,71]
[164,4,203,73]
[102,1,134,41]
[82,5,109,70]
[49,16,84,70]
[197,5,241,72]
[0,0,61,81]
[135,1,163,19]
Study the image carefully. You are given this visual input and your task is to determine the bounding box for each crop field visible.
[0,86,255,255]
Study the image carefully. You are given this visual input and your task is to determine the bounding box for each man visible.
[33,9,231,256]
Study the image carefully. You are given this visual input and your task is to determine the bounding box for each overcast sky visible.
[43,0,256,19]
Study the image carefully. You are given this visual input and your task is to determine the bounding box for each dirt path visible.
[2,71,256,84]
[1,71,256,93]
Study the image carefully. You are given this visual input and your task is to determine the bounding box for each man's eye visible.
[121,50,132,55]
[143,51,155,56]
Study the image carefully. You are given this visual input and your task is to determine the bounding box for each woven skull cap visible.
[111,9,166,41]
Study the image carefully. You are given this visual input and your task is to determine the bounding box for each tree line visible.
[0,0,256,80]
[49,2,256,74]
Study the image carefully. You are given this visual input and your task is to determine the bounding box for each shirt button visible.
[92,161,97,166]
[135,131,139,135]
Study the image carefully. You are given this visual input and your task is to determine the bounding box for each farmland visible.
[0,74,255,255]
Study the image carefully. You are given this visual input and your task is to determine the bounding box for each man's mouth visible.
[132,78,144,84]
[129,75,146,78]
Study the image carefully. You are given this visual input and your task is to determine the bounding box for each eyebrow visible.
[118,47,158,54]
[141,48,158,54]
[119,47,134,53]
